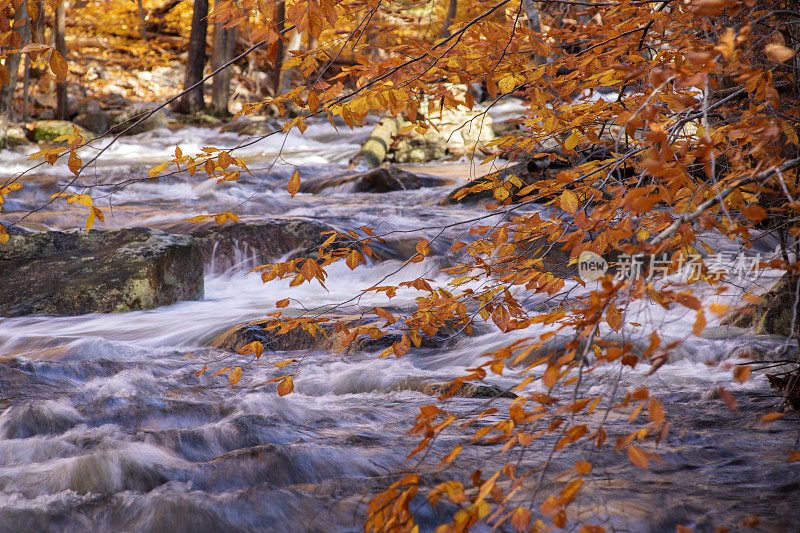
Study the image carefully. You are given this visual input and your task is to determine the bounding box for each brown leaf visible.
[717,386,737,410]
[765,43,797,63]
[50,50,68,79]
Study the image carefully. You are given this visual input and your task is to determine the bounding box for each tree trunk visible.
[440,0,457,38]
[271,0,286,97]
[521,0,546,67]
[175,0,209,114]
[277,29,300,96]
[55,1,68,120]
[0,1,32,124]
[210,21,236,116]
[136,0,149,41]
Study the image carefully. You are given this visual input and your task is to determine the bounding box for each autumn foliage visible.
[2,0,800,531]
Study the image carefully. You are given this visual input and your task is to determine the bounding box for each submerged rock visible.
[299,166,452,194]
[0,228,203,316]
[213,314,465,354]
[419,382,517,399]
[0,400,84,439]
[721,273,800,336]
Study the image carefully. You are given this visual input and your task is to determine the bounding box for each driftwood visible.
[349,116,401,170]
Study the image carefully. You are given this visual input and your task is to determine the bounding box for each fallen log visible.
[348,116,401,170]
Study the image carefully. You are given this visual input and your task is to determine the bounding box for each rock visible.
[218,116,282,136]
[212,314,465,354]
[0,228,203,316]
[24,120,90,143]
[0,124,30,148]
[183,112,222,126]
[108,102,171,135]
[73,101,111,135]
[390,104,495,164]
[151,217,352,273]
[441,154,572,205]
[299,166,453,194]
[721,273,800,336]
[419,382,516,399]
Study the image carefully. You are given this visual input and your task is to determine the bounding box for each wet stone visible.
[721,273,800,336]
[151,217,353,273]
[0,227,204,316]
[299,166,453,194]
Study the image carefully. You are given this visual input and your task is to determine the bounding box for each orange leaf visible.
[229,366,242,386]
[733,365,751,383]
[437,445,462,468]
[693,309,706,336]
[276,298,290,308]
[543,364,560,387]
[760,412,783,422]
[510,507,531,533]
[718,386,737,410]
[648,397,666,426]
[239,341,264,359]
[575,460,592,475]
[287,170,301,197]
[560,190,579,214]
[277,375,294,396]
[606,305,623,331]
[627,444,649,469]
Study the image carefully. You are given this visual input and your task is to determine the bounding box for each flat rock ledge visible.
[0,227,204,316]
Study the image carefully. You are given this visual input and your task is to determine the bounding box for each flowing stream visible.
[1,116,799,532]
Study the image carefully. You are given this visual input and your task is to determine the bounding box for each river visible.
[0,115,799,532]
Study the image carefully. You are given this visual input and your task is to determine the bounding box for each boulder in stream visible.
[0,228,204,316]
[108,102,171,135]
[721,273,800,336]
[152,217,355,273]
[299,166,453,194]
[213,314,466,354]
[440,153,572,205]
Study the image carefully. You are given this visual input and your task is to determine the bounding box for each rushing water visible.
[1,116,799,532]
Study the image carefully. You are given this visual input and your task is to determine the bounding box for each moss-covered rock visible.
[25,120,90,143]
[0,125,30,148]
[721,273,800,336]
[0,228,204,316]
